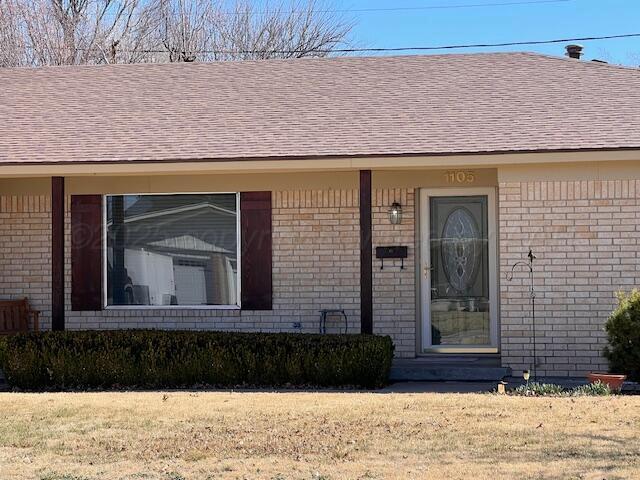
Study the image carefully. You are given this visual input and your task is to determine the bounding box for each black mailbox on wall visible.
[375,246,408,269]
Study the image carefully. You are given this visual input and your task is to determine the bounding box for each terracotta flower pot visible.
[587,373,627,390]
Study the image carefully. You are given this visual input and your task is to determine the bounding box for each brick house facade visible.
[3,167,640,376]
[2,53,640,378]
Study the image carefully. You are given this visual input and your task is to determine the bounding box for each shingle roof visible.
[1,52,640,166]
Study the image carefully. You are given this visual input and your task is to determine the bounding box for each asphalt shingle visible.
[1,52,639,165]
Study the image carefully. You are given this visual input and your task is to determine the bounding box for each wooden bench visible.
[0,298,40,334]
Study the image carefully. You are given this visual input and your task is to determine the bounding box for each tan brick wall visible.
[499,180,640,376]
[0,196,52,329]
[0,190,416,357]
[269,190,361,333]
[11,179,636,373]
[0,192,364,335]
[372,189,417,358]
[64,190,362,332]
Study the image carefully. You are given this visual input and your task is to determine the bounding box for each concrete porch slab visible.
[390,356,511,382]
[381,381,497,393]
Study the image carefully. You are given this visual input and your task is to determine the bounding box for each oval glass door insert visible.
[441,207,481,294]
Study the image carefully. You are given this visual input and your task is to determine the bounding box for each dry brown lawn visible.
[0,391,639,480]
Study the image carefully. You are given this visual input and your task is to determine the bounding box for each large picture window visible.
[105,193,239,307]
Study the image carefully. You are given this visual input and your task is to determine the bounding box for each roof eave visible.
[1,147,640,178]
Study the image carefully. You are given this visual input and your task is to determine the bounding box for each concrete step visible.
[390,359,511,382]
[414,353,502,367]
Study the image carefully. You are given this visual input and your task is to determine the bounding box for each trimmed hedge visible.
[0,336,7,371]
[0,330,394,390]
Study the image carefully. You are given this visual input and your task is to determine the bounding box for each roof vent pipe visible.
[565,44,584,59]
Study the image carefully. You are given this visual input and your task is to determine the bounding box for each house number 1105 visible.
[445,170,475,184]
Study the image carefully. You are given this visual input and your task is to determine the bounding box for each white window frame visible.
[102,192,241,310]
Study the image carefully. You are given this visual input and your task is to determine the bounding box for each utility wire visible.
[223,0,575,15]
[322,33,640,53]
[55,32,640,55]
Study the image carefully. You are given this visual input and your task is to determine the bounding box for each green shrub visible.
[0,335,7,369]
[1,330,394,390]
[604,289,640,382]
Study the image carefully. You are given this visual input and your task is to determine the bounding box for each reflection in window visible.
[106,194,238,306]
[430,196,490,346]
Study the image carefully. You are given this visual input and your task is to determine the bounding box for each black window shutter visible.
[240,192,272,310]
[71,195,103,311]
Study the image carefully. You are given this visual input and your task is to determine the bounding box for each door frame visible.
[419,187,499,353]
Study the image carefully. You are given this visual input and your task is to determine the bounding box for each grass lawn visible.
[0,391,639,480]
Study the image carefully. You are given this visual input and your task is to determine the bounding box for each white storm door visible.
[420,188,498,353]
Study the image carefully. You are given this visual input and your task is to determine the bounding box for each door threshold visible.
[396,354,503,369]
[422,347,499,355]
[418,352,500,358]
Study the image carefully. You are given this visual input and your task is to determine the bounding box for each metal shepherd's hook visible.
[506,249,537,381]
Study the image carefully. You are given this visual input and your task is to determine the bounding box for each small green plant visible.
[512,382,565,396]
[604,289,640,382]
[510,381,612,397]
[571,380,611,396]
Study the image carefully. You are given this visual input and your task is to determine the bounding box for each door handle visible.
[423,264,433,278]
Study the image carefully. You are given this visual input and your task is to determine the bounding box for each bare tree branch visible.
[0,0,353,66]
[0,0,29,66]
[210,0,352,61]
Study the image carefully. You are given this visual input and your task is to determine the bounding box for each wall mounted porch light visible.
[389,202,402,225]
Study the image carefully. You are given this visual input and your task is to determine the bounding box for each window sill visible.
[104,305,241,311]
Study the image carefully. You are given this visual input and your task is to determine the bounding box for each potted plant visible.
[586,372,626,390]
[595,290,640,390]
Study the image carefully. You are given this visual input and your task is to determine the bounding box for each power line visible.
[223,0,575,15]
[65,32,639,55]
[19,32,640,56]
[321,33,640,54]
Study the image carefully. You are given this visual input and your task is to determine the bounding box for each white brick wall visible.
[499,180,640,376]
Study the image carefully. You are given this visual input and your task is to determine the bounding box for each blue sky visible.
[342,0,640,64]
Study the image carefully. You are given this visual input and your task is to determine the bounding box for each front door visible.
[420,188,498,353]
